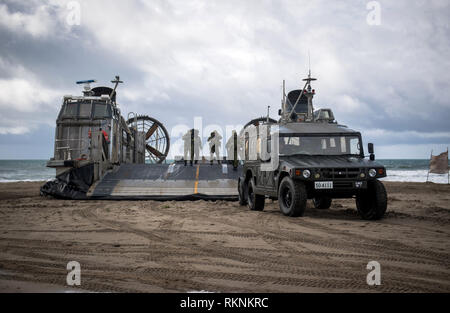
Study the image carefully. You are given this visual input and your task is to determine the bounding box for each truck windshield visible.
[279,134,362,156]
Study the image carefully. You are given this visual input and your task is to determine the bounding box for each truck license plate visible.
[315,181,333,189]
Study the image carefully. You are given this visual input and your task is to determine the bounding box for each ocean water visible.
[378,159,449,184]
[0,160,55,182]
[0,159,448,184]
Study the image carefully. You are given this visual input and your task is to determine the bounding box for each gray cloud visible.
[0,0,449,159]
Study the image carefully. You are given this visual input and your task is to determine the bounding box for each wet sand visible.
[0,181,449,292]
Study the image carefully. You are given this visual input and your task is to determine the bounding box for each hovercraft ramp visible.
[88,162,241,200]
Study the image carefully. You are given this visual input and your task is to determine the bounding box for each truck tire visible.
[238,178,247,206]
[278,177,307,217]
[247,179,265,211]
[356,179,387,220]
[313,197,332,209]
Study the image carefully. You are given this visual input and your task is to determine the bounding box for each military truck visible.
[238,72,387,220]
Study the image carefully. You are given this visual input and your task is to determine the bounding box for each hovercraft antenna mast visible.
[284,52,317,122]
[302,52,317,120]
[110,75,123,105]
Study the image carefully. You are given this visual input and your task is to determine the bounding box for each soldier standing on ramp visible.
[182,129,202,166]
[208,131,222,165]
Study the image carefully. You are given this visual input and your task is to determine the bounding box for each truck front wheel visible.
[278,177,307,217]
[313,197,332,209]
[247,179,265,211]
[355,179,387,220]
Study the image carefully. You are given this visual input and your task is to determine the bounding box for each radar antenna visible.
[76,79,96,96]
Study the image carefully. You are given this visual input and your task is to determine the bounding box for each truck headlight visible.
[303,169,311,178]
[369,168,377,177]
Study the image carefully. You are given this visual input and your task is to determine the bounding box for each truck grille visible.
[318,168,361,179]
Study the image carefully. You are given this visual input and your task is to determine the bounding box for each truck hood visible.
[281,155,384,169]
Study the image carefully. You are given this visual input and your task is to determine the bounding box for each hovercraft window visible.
[93,103,112,118]
[78,102,92,118]
[63,102,78,117]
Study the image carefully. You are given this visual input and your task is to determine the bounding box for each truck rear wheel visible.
[278,177,307,217]
[356,179,387,220]
[238,178,247,206]
[313,197,332,209]
[247,179,264,211]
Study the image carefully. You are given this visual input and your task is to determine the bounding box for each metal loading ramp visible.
[87,162,241,200]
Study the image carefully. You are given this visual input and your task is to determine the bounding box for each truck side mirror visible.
[368,143,375,160]
[278,109,282,116]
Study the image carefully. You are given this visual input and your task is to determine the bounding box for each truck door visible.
[262,135,275,189]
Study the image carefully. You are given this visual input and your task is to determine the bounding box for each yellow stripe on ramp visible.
[194,165,200,194]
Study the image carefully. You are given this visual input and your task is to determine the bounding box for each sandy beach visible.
[0,181,449,293]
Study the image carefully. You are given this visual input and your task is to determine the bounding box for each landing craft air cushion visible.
[41,77,242,200]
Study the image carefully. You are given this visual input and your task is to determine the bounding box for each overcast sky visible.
[0,0,449,159]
